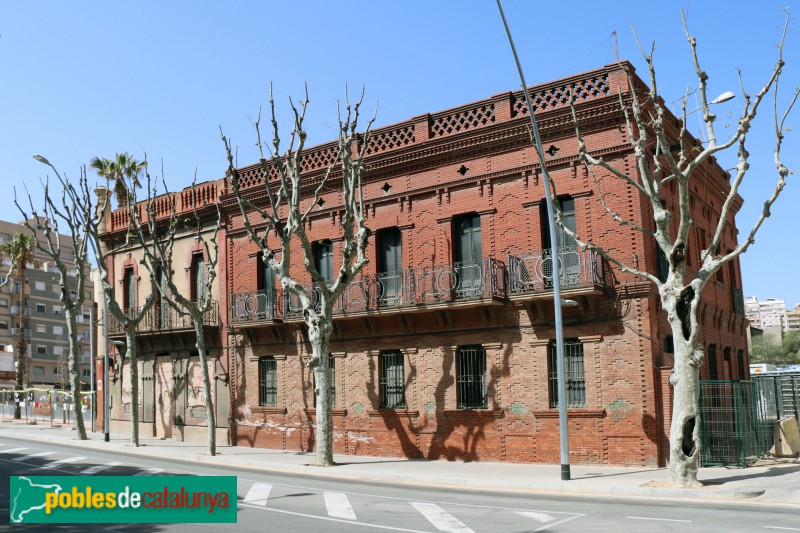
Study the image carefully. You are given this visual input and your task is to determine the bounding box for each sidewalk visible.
[1,420,799,505]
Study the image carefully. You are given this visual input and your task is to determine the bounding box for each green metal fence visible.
[698,380,778,468]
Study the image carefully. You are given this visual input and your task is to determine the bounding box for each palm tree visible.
[2,233,36,419]
[89,153,146,208]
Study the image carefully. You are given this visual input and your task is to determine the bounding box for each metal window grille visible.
[549,339,586,408]
[707,344,718,380]
[457,345,487,409]
[258,357,277,406]
[380,350,405,408]
[655,245,669,282]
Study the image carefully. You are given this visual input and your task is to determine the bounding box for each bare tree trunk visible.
[126,325,139,446]
[65,309,87,439]
[308,313,333,466]
[194,317,216,456]
[668,347,701,487]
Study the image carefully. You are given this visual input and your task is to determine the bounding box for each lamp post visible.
[496,0,572,480]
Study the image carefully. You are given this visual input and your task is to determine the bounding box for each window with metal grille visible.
[548,339,586,408]
[707,344,718,380]
[457,345,487,409]
[380,350,405,408]
[655,245,669,282]
[258,357,277,406]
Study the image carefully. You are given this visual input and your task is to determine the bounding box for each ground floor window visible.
[457,345,487,409]
[259,357,277,406]
[549,339,586,408]
[380,350,405,408]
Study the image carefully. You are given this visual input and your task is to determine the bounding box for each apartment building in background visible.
[0,219,93,391]
[786,304,800,332]
[745,296,789,332]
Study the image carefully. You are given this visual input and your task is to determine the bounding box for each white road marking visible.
[80,462,122,475]
[43,456,86,468]
[410,501,474,533]
[766,527,800,531]
[516,510,556,523]
[134,467,164,476]
[240,503,431,532]
[13,451,55,462]
[324,491,357,520]
[628,516,692,523]
[242,483,273,506]
[0,447,29,454]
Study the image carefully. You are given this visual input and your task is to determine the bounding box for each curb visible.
[0,428,786,504]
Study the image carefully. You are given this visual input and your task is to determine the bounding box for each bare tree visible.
[34,157,160,447]
[562,10,799,487]
[129,171,222,456]
[15,168,98,439]
[222,87,374,466]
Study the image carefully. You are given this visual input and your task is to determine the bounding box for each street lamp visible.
[496,0,572,480]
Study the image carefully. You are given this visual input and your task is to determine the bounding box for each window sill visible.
[305,408,348,417]
[368,409,419,418]
[533,409,605,419]
[251,406,287,415]
[443,409,504,419]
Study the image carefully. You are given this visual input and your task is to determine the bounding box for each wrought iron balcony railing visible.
[108,300,219,334]
[231,258,508,324]
[507,247,612,294]
[230,289,278,322]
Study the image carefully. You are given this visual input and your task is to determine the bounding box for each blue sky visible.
[1,1,798,306]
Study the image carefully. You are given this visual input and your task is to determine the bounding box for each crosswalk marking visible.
[242,483,273,506]
[410,502,474,533]
[0,447,29,454]
[323,492,356,521]
[515,511,556,523]
[134,467,164,476]
[13,451,55,462]
[80,462,122,475]
[43,456,87,468]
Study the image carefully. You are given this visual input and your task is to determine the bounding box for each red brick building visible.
[101,61,749,466]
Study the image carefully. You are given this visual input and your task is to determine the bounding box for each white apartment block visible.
[745,296,789,332]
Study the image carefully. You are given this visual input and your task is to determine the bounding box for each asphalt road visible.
[1,435,799,532]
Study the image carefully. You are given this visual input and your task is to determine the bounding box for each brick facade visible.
[102,61,749,466]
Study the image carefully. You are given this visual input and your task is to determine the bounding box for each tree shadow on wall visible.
[365,354,421,458]
[423,337,516,462]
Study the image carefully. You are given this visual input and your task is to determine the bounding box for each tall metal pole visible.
[89,303,94,432]
[496,0,570,480]
[103,288,110,442]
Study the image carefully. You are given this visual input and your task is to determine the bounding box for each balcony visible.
[231,258,508,325]
[10,327,30,338]
[10,306,29,317]
[507,247,613,299]
[108,300,219,335]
